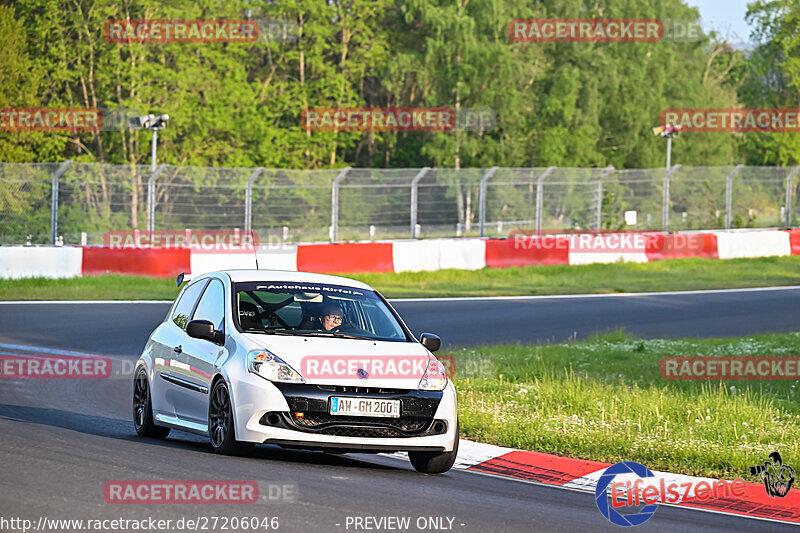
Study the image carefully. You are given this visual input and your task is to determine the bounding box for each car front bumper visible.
[230,371,458,452]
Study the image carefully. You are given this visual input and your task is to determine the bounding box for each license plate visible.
[329,397,400,418]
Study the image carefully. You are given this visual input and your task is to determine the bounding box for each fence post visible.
[50,160,72,245]
[724,164,744,229]
[479,167,499,237]
[245,167,264,233]
[662,164,682,231]
[330,167,351,242]
[147,164,167,235]
[535,167,556,234]
[410,167,430,239]
[594,165,615,230]
[785,166,800,227]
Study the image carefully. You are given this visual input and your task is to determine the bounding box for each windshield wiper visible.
[243,329,298,336]
[297,330,375,341]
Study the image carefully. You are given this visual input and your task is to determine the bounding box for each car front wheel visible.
[208,379,252,454]
[409,421,459,474]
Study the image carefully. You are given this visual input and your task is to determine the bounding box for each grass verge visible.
[451,331,800,479]
[2,255,800,300]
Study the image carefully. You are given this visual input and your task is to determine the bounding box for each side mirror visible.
[420,333,441,353]
[187,319,223,344]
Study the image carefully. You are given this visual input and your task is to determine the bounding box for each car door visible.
[150,278,208,420]
[171,277,228,426]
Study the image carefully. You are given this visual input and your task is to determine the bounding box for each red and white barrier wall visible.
[2,229,799,278]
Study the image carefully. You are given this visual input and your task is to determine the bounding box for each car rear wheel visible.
[133,368,170,439]
[408,421,459,474]
[208,379,252,454]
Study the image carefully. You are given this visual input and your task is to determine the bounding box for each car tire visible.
[409,421,459,474]
[208,379,252,454]
[133,368,170,439]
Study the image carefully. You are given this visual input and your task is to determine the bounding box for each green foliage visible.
[0,0,795,234]
[1,0,763,169]
[740,0,800,165]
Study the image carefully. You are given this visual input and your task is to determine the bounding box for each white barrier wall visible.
[0,246,83,279]
[567,234,649,265]
[189,246,300,276]
[392,241,443,272]
[256,245,298,271]
[713,230,791,259]
[392,239,486,272]
[438,239,486,270]
[189,253,257,276]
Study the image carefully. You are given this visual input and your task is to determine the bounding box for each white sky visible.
[684,0,755,43]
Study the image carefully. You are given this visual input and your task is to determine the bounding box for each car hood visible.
[242,333,435,388]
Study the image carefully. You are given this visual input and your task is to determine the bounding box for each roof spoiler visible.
[176,272,192,287]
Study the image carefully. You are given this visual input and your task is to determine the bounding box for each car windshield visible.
[233,281,408,342]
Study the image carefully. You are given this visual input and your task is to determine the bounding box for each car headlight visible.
[418,359,447,391]
[246,349,304,383]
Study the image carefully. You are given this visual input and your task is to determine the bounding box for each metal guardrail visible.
[1,162,798,245]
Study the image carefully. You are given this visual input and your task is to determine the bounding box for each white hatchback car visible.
[133,270,458,473]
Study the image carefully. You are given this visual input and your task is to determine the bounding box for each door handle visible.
[173,345,182,353]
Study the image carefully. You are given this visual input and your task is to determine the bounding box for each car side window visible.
[192,279,226,332]
[172,280,208,330]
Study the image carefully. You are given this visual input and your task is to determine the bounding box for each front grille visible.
[319,426,414,438]
[259,411,447,438]
[291,412,430,433]
[316,385,407,395]
[265,383,446,439]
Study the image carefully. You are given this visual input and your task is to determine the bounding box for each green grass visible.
[450,331,800,479]
[0,275,181,301]
[354,255,800,297]
[2,255,800,300]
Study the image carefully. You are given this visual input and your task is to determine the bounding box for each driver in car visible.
[319,304,344,331]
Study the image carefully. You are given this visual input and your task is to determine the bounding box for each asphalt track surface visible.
[1,287,799,533]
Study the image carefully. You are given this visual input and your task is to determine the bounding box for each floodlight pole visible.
[151,129,158,172]
[478,166,499,237]
[535,166,556,234]
[666,136,672,171]
[410,167,430,239]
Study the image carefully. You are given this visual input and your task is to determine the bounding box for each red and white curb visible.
[388,440,800,524]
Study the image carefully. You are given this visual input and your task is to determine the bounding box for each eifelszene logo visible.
[595,462,659,527]
[750,452,795,498]
[595,461,748,526]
